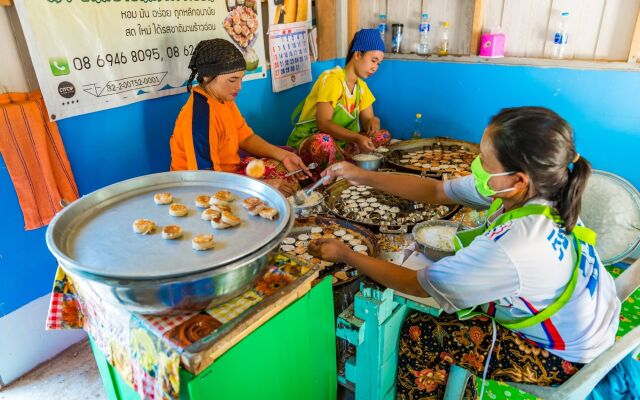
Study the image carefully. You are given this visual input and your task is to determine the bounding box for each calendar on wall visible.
[268,22,312,93]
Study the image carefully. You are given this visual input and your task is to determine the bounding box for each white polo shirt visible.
[416,175,620,363]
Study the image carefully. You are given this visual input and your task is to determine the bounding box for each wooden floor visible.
[0,339,106,400]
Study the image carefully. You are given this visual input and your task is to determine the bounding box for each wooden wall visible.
[358,0,640,61]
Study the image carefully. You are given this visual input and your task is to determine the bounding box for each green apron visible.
[287,80,362,149]
[454,199,597,330]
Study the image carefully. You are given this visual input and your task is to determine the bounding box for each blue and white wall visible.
[368,60,640,190]
[2,20,640,386]
[0,56,337,385]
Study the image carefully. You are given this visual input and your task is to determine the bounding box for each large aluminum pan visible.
[46,171,294,314]
[46,171,292,279]
[386,137,479,178]
[64,221,292,314]
[324,172,458,233]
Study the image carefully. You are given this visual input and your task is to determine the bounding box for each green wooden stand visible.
[91,277,337,400]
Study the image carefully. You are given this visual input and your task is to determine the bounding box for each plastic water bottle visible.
[378,12,388,43]
[412,113,423,139]
[552,12,569,59]
[416,13,431,55]
[438,21,450,56]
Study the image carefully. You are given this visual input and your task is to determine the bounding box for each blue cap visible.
[351,28,386,54]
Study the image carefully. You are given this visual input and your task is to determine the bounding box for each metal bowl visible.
[412,220,459,261]
[287,191,325,217]
[352,153,383,171]
[65,220,292,315]
[46,171,293,314]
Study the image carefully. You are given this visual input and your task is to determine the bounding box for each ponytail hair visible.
[555,156,591,233]
[488,107,591,233]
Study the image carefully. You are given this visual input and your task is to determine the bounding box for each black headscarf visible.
[187,39,246,92]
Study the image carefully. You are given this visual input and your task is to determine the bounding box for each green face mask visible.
[471,156,516,197]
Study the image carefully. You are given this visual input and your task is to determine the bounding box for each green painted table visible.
[89,275,337,400]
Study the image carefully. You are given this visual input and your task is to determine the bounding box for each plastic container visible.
[378,12,388,43]
[411,113,423,139]
[416,13,431,55]
[392,24,403,53]
[438,21,449,56]
[552,11,570,59]
[479,27,505,58]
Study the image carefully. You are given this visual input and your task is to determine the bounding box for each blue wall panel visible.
[2,58,639,315]
[368,60,640,189]
[0,60,336,315]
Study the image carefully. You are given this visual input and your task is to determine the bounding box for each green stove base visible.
[91,277,337,400]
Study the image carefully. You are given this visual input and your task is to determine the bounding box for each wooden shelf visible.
[383,53,640,72]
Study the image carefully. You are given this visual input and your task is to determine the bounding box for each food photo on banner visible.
[268,0,312,28]
[13,0,267,120]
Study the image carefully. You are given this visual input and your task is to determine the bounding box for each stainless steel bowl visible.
[412,220,459,261]
[65,216,293,314]
[46,171,294,315]
[352,153,383,171]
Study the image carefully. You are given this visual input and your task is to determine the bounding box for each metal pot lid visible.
[46,171,292,279]
[580,170,640,264]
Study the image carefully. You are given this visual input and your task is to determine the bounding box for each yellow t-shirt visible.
[296,66,375,123]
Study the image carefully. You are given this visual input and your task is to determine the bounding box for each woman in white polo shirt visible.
[309,107,620,398]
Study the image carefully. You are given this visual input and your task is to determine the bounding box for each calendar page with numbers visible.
[268,22,312,93]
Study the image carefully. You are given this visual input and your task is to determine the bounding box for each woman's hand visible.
[321,161,370,186]
[367,117,381,135]
[308,238,351,263]
[280,152,312,179]
[264,178,297,197]
[355,135,376,153]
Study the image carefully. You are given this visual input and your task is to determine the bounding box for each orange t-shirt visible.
[170,86,254,172]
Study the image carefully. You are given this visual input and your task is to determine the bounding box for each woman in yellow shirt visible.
[170,39,309,196]
[287,29,391,174]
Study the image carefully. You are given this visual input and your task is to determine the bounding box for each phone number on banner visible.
[71,45,198,71]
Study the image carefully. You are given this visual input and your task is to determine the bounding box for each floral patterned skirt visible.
[298,130,391,179]
[396,312,583,400]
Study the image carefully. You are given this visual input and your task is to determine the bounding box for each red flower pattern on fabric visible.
[461,351,485,371]
[411,367,447,392]
[469,326,485,346]
[409,325,422,342]
[440,351,454,364]
[561,360,579,375]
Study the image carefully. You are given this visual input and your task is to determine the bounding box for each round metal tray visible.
[580,170,640,264]
[386,137,479,177]
[324,173,458,233]
[46,171,292,280]
[290,215,379,287]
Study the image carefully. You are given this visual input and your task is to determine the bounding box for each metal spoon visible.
[285,162,318,177]
[456,213,466,231]
[294,175,328,205]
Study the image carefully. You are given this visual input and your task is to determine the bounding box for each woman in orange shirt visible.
[170,39,310,196]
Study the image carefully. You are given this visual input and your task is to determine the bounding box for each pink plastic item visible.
[479,32,505,58]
